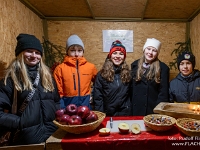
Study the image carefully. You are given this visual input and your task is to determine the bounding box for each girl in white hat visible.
[131,38,169,116]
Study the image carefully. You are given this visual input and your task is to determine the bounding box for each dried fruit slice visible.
[118,122,130,133]
[131,123,141,134]
[99,128,110,136]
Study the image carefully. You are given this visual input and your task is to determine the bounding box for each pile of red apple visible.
[55,104,98,125]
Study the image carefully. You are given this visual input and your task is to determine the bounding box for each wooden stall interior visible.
[0,0,200,149]
[0,0,200,80]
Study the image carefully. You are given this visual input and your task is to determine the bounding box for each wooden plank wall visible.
[0,0,43,79]
[0,0,200,81]
[190,13,200,71]
[47,21,186,80]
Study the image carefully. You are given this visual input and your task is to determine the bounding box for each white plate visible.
[106,120,152,133]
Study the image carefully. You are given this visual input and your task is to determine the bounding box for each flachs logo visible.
[184,54,190,59]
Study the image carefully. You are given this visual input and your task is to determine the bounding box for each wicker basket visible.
[53,111,106,134]
[143,114,176,132]
[176,118,200,136]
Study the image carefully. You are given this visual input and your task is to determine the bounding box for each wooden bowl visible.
[143,114,176,132]
[53,111,106,134]
[176,118,200,136]
[153,102,200,120]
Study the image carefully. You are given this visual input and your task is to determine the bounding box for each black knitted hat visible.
[177,51,195,70]
[15,33,43,57]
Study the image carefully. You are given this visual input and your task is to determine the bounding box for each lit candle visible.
[192,106,196,111]
[197,105,200,111]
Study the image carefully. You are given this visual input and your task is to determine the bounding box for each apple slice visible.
[99,128,110,136]
[131,123,141,134]
[118,122,129,134]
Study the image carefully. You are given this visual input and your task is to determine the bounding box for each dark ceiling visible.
[19,0,200,22]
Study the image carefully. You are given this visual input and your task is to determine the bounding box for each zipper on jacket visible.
[76,60,81,96]
[73,73,76,90]
[117,78,119,86]
[116,75,119,86]
[187,82,190,103]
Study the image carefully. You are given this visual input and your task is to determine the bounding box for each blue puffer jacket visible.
[0,66,60,145]
[169,70,200,103]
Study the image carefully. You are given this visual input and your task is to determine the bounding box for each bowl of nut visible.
[176,118,200,136]
[143,114,176,132]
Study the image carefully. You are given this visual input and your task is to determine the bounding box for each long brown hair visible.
[100,59,131,83]
[136,55,161,83]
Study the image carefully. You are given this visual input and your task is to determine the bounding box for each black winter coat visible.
[169,70,200,103]
[93,68,131,116]
[131,60,169,116]
[0,66,60,145]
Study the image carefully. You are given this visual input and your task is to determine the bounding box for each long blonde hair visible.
[4,53,55,92]
[136,55,160,83]
[100,59,131,83]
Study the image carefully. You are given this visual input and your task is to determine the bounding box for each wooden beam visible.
[186,22,190,40]
[45,16,188,22]
[85,0,95,19]
[18,0,45,19]
[42,19,48,40]
[141,0,149,20]
[188,6,200,21]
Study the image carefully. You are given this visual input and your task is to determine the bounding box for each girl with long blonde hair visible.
[0,33,60,145]
[4,54,54,92]
[131,38,169,116]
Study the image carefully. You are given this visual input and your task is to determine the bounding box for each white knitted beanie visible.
[66,35,84,50]
[143,38,161,52]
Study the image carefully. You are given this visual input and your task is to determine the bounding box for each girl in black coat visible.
[0,34,60,145]
[131,38,169,116]
[93,40,131,116]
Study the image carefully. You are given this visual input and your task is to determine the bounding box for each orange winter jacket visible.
[54,56,97,98]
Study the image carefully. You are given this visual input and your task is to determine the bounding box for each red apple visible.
[59,114,70,125]
[68,115,82,125]
[85,111,98,123]
[77,106,90,119]
[65,104,78,116]
[55,109,65,121]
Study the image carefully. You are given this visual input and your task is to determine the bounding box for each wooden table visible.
[46,116,200,150]
[1,143,45,150]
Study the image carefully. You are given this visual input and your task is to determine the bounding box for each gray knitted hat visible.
[66,35,84,50]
